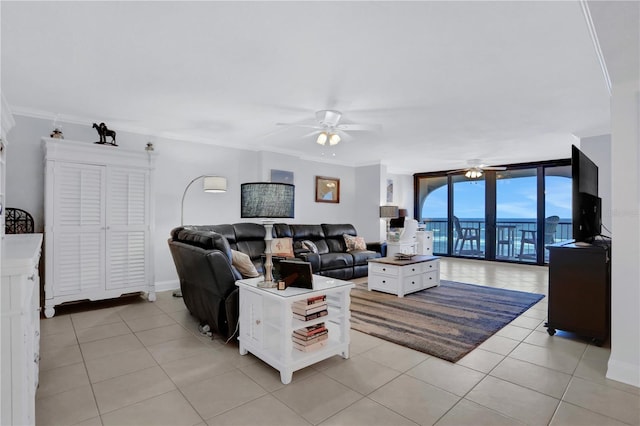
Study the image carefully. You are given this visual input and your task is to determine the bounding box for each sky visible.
[421,176,572,220]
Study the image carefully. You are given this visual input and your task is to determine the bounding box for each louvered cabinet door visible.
[105,167,150,290]
[51,163,106,296]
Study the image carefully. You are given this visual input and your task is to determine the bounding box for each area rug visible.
[349,280,545,362]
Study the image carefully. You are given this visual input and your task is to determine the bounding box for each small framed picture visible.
[315,176,340,203]
[271,169,294,184]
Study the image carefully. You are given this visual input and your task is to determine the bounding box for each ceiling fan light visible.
[465,168,483,179]
[329,133,341,145]
[316,132,328,145]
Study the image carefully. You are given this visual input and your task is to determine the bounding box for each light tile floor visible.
[36,258,640,426]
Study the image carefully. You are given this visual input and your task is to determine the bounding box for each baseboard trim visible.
[607,358,640,388]
[155,280,179,293]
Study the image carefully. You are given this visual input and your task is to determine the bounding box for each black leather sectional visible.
[168,223,382,340]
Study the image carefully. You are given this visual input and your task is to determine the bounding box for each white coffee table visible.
[368,255,440,297]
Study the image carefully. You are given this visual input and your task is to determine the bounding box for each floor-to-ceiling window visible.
[544,165,572,262]
[415,159,571,265]
[496,168,538,263]
[452,175,486,259]
[417,176,448,254]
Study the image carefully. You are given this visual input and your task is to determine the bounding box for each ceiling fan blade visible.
[336,123,381,132]
[275,123,322,129]
[483,166,507,171]
[302,130,320,138]
[446,168,468,175]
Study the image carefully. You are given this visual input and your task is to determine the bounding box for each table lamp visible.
[380,205,399,233]
[241,182,295,288]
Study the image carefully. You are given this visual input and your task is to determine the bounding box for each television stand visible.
[545,241,611,345]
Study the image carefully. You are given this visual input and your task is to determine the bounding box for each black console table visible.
[545,240,611,345]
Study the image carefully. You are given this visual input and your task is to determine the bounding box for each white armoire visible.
[43,138,156,317]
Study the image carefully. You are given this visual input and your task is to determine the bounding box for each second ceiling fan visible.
[448,159,507,179]
[277,110,380,146]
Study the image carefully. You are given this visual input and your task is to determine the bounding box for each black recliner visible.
[168,227,240,340]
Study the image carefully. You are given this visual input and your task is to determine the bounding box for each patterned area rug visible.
[350,280,545,362]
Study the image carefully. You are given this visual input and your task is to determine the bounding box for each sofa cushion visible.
[322,224,357,252]
[290,225,329,254]
[351,250,380,266]
[231,249,259,278]
[344,234,367,252]
[232,223,266,262]
[319,252,354,271]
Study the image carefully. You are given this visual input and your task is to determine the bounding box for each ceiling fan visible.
[447,159,507,178]
[276,110,380,146]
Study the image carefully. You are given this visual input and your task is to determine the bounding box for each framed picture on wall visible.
[386,179,394,203]
[271,169,294,184]
[315,176,340,203]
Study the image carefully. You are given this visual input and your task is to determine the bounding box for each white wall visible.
[607,82,640,388]
[355,164,382,242]
[5,115,376,289]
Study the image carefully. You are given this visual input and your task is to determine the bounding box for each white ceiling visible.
[1,1,617,173]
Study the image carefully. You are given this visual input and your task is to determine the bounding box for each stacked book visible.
[292,322,329,352]
[291,295,328,322]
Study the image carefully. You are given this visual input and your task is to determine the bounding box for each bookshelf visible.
[236,275,354,384]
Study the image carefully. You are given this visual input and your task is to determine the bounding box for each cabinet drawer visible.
[423,271,439,289]
[423,260,439,273]
[369,275,399,292]
[401,275,422,292]
[403,264,423,277]
[369,263,399,276]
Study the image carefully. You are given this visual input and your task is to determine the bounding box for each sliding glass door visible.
[496,169,537,263]
[452,175,485,258]
[415,159,571,265]
[417,176,448,255]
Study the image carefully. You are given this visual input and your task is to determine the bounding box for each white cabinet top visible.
[2,234,43,277]
[43,138,156,168]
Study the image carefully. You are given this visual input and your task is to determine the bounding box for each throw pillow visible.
[231,250,259,278]
[301,239,319,253]
[271,237,294,257]
[343,234,367,252]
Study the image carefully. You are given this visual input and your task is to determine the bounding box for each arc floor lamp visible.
[174,175,227,297]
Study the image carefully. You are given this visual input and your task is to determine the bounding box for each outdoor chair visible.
[453,216,481,255]
[519,215,560,260]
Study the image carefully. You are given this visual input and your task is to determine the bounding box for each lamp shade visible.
[241,183,295,218]
[380,205,399,218]
[203,176,227,192]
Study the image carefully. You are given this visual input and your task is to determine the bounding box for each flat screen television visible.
[572,145,601,242]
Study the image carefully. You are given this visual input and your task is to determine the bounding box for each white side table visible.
[236,275,353,384]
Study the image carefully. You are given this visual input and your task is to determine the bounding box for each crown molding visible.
[580,0,612,96]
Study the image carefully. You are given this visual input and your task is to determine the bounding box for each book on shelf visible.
[292,309,328,322]
[292,332,328,347]
[293,338,329,352]
[291,302,328,316]
[294,323,326,337]
[292,329,328,343]
[293,295,326,306]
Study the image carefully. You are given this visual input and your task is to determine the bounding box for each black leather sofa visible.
[168,223,381,339]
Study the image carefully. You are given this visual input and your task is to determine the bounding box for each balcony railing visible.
[421,218,572,263]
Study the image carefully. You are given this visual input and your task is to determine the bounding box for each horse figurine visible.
[92,122,118,146]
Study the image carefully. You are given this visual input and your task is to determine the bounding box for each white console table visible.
[1,234,43,426]
[368,255,440,297]
[236,275,353,384]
